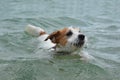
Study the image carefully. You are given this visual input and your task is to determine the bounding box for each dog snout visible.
[78,34,85,40]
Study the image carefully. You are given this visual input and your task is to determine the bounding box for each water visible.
[0,0,120,80]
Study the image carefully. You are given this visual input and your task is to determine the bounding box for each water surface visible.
[0,0,120,80]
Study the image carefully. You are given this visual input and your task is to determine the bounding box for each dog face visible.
[45,27,86,49]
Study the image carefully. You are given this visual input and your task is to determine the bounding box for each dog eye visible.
[66,30,73,37]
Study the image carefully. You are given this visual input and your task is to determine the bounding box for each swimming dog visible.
[25,25,91,60]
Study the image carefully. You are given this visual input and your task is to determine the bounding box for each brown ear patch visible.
[45,28,68,46]
[44,31,60,43]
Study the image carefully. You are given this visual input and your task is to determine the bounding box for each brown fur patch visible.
[40,31,46,36]
[45,28,69,46]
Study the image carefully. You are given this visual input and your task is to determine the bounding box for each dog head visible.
[45,27,86,49]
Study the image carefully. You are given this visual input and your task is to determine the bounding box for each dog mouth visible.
[71,40,85,48]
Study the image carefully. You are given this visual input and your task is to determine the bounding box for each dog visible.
[25,24,91,60]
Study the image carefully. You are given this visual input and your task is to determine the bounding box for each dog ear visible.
[44,31,60,43]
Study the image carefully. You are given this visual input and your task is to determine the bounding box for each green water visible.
[0,0,120,80]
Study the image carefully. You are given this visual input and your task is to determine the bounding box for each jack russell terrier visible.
[25,25,92,60]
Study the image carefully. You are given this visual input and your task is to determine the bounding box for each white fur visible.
[25,24,45,37]
[25,24,56,49]
[37,34,56,50]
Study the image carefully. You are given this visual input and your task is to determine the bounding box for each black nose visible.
[78,34,85,40]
